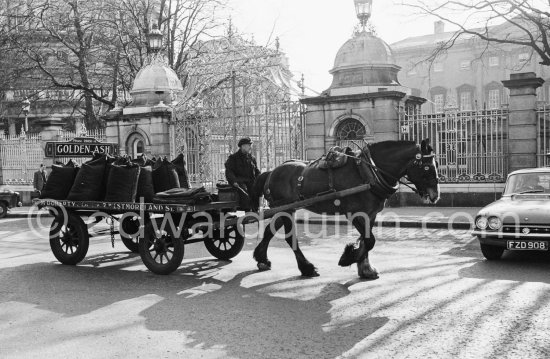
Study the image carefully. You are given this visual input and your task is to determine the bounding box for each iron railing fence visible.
[175,94,306,189]
[400,107,508,183]
[537,104,550,167]
[0,132,43,185]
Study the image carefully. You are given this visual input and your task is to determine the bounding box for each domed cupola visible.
[129,62,184,107]
[327,0,408,96]
[329,30,402,94]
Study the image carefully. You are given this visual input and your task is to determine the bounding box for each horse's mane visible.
[366,140,419,178]
[367,140,417,157]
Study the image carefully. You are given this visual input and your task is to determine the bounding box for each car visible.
[473,168,550,260]
[0,185,23,219]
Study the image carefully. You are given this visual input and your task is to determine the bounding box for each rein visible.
[338,150,434,195]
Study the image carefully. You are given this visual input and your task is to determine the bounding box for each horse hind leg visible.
[281,213,319,277]
[253,213,285,271]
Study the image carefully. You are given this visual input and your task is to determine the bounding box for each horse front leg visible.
[357,228,379,280]
[340,214,378,280]
[281,212,319,277]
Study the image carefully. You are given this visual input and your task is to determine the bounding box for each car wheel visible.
[0,202,7,219]
[480,243,504,260]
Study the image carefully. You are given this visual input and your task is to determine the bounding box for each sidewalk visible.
[7,205,480,230]
[295,207,480,230]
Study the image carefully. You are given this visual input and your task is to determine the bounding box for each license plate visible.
[507,241,549,250]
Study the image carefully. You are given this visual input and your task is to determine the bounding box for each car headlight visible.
[476,217,488,229]
[488,216,502,230]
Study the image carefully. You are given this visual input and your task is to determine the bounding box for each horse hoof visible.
[302,270,320,278]
[358,268,379,280]
[359,272,379,280]
[300,263,320,277]
[257,262,271,271]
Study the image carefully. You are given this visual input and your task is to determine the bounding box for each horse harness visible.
[296,146,427,201]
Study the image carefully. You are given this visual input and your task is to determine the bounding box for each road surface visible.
[1,215,549,358]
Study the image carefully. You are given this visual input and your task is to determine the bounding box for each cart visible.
[38,183,371,275]
[39,199,244,275]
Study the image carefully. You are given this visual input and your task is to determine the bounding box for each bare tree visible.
[2,0,226,128]
[404,0,550,66]
[105,0,227,92]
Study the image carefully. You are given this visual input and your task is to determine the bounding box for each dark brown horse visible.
[251,140,440,279]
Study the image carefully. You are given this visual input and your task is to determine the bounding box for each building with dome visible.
[301,2,424,160]
[103,26,304,188]
[328,30,410,96]
[104,56,185,159]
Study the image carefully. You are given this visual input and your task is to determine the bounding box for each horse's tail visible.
[251,171,271,209]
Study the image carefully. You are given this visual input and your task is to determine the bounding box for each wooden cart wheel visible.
[49,211,89,265]
[204,224,245,261]
[119,216,144,253]
[139,218,184,275]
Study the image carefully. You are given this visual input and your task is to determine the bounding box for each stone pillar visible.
[34,117,65,168]
[502,73,545,173]
[8,118,17,137]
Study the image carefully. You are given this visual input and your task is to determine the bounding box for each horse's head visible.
[405,139,440,204]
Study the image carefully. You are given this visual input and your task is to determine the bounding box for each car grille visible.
[502,225,550,234]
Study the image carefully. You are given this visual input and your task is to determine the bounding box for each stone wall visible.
[302,91,414,160]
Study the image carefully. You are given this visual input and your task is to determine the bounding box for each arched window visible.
[125,132,146,159]
[336,118,366,141]
[335,118,367,148]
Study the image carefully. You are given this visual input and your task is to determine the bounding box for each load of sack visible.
[40,153,212,205]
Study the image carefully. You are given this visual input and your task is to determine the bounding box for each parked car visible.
[473,168,550,260]
[0,185,23,219]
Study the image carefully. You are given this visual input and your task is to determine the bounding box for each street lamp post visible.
[21,97,30,133]
[354,0,373,29]
[147,24,163,53]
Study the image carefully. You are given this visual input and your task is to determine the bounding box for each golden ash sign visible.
[45,137,117,157]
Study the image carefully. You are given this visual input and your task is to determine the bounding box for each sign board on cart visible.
[44,137,117,158]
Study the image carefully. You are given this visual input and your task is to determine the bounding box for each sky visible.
[225,0,447,95]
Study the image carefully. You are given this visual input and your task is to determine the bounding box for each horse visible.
[250,139,440,279]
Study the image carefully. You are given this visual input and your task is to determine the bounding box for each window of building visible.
[433,62,443,73]
[487,89,501,109]
[336,118,367,148]
[433,94,445,113]
[459,91,472,111]
[489,56,499,67]
[336,118,366,141]
[133,139,144,159]
[460,60,471,70]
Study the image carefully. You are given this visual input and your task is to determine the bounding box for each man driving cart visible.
[224,137,261,211]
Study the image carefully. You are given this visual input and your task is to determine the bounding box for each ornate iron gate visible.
[0,132,43,185]
[537,103,550,167]
[400,107,508,182]
[174,88,306,187]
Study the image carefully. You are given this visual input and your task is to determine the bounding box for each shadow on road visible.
[459,251,550,284]
[440,237,481,258]
[0,255,388,358]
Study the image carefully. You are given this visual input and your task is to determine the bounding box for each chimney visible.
[434,20,445,34]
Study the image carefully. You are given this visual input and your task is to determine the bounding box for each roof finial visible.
[227,16,233,38]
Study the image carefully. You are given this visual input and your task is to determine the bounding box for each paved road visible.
[1,216,549,358]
